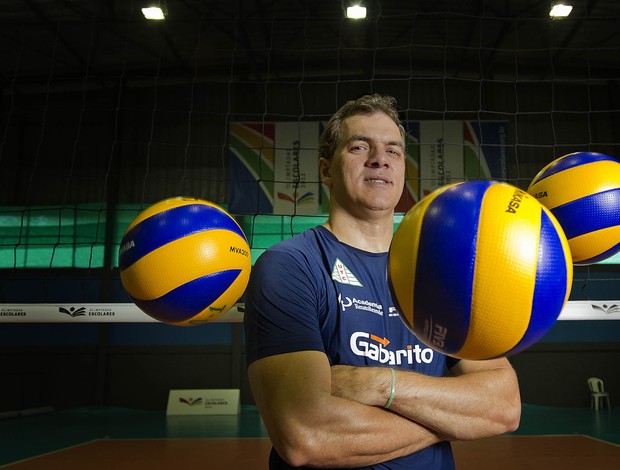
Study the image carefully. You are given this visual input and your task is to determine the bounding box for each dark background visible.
[1,1,619,411]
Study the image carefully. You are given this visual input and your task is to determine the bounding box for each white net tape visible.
[0,301,617,323]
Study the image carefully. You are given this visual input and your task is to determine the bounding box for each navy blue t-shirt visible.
[244,226,456,469]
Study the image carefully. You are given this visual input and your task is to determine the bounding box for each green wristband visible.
[385,368,396,409]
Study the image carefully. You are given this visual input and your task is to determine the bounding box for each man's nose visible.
[367,147,390,167]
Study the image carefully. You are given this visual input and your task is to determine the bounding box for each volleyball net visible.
[1,2,619,323]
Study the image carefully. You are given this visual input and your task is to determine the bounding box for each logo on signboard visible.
[179,397,203,406]
[591,303,620,315]
[59,306,86,317]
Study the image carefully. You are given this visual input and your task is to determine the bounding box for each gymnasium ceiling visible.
[1,0,620,92]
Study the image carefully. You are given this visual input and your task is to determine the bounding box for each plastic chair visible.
[588,377,611,411]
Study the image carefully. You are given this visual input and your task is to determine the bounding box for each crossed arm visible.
[331,357,521,441]
[248,350,521,468]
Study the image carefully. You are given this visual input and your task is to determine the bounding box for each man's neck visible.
[323,209,394,253]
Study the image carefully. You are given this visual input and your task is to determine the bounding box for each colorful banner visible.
[419,121,464,197]
[228,122,321,215]
[273,122,321,215]
[228,121,508,214]
[395,123,421,212]
[464,121,508,181]
[228,122,275,214]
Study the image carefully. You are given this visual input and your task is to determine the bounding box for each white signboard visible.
[166,389,240,415]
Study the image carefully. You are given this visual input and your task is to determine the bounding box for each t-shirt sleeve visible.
[244,247,326,365]
[446,356,461,369]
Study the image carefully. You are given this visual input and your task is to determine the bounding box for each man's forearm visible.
[388,366,521,440]
[331,361,521,441]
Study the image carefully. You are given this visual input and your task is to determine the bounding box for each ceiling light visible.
[346,5,367,20]
[142,4,166,20]
[549,3,573,18]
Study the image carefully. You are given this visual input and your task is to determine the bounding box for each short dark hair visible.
[318,94,406,160]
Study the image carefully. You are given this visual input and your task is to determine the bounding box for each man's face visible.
[321,111,406,215]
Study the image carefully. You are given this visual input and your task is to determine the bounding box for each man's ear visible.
[319,157,332,184]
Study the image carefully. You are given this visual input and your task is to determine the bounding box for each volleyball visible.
[527,152,620,265]
[388,180,573,360]
[119,197,251,325]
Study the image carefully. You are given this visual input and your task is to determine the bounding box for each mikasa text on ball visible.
[527,151,620,265]
[388,180,573,360]
[119,197,251,325]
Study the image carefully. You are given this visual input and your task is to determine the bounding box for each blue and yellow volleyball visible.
[527,152,620,265]
[388,180,573,360]
[119,197,251,325]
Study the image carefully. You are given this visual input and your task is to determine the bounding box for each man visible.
[244,94,521,469]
